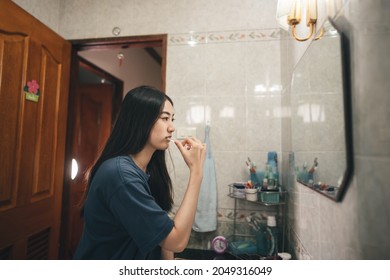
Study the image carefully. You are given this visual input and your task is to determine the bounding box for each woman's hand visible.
[173,137,206,174]
[161,137,207,252]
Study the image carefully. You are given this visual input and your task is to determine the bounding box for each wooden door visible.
[0,0,71,259]
[61,84,113,259]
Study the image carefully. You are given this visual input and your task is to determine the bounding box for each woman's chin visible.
[157,142,170,151]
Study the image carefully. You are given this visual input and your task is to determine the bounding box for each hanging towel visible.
[193,125,217,232]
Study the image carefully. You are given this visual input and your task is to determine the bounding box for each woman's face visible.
[148,100,175,150]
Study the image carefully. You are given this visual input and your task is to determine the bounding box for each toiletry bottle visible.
[267,151,279,181]
[307,171,314,186]
[262,178,268,191]
[301,161,308,183]
[268,171,275,189]
[250,171,259,187]
[261,164,269,191]
[266,215,278,258]
[268,163,277,189]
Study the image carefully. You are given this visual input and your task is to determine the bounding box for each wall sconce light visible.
[276,0,323,42]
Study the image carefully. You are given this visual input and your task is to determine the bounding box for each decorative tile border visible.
[247,29,281,41]
[169,28,281,46]
[169,32,207,45]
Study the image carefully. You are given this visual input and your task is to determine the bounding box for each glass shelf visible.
[227,193,286,206]
[228,184,287,254]
[228,184,287,206]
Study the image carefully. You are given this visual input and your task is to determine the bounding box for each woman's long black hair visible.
[80,86,174,214]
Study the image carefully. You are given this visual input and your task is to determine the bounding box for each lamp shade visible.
[276,0,295,30]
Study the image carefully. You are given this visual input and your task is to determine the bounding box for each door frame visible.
[60,34,167,259]
[71,34,167,92]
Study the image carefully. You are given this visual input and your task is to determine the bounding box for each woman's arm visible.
[160,137,206,252]
[161,248,174,260]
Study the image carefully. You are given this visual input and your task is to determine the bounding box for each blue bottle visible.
[267,151,279,183]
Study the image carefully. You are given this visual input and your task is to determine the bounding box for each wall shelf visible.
[227,185,287,257]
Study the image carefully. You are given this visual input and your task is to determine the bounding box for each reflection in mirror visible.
[291,17,352,201]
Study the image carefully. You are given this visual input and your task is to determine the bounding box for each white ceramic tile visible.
[246,95,282,153]
[166,0,209,34]
[203,0,252,32]
[354,29,390,157]
[166,44,206,98]
[243,0,280,30]
[204,95,247,152]
[246,40,282,97]
[205,42,246,96]
[356,157,390,258]
[58,0,100,39]
[131,0,170,35]
[168,95,205,133]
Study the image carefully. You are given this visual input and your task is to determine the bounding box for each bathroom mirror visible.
[291,16,353,202]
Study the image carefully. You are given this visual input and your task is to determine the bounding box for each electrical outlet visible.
[176,127,196,139]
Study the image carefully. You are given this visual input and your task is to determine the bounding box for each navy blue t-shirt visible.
[73,156,174,260]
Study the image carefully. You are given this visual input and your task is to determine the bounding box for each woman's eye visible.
[160,115,174,122]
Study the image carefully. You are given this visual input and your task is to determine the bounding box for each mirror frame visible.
[330,16,354,202]
[296,16,354,202]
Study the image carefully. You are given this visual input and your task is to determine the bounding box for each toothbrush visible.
[309,157,318,173]
[250,214,263,229]
[246,215,260,231]
[247,157,256,173]
[247,222,258,232]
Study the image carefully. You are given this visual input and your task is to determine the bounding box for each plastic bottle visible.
[261,164,268,191]
[268,171,275,189]
[267,151,279,182]
[265,215,278,257]
[250,171,259,187]
[262,178,268,191]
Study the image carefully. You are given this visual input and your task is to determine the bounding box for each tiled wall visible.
[281,0,390,259]
[166,28,283,247]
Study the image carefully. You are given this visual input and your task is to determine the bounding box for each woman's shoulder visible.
[98,156,126,172]
[94,156,147,192]
[105,156,148,183]
[99,156,131,167]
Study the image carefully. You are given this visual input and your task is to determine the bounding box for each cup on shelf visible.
[245,188,258,202]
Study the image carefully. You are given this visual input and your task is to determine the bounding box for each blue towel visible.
[193,125,217,232]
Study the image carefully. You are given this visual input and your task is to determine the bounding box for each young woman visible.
[73,86,206,260]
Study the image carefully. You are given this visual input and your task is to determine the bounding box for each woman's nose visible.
[168,123,175,132]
